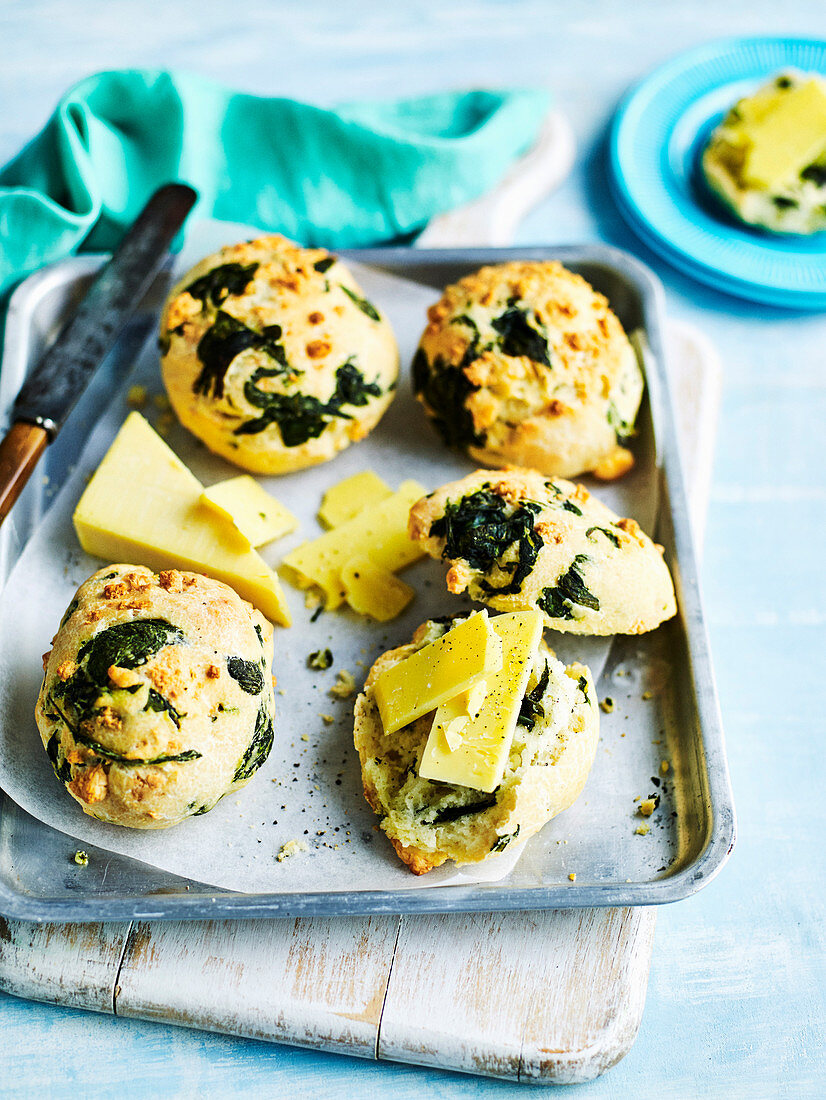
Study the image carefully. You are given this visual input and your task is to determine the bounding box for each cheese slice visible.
[341,556,414,621]
[418,611,544,792]
[318,471,393,528]
[374,611,503,736]
[201,475,298,548]
[73,412,292,626]
[282,480,426,609]
[743,79,826,188]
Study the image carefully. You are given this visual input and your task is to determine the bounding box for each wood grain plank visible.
[114,915,400,1057]
[517,907,656,1084]
[376,908,655,1083]
[0,916,130,1012]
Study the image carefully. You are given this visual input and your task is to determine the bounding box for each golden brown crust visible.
[160,235,399,475]
[352,618,599,874]
[414,261,643,479]
[35,564,275,829]
[409,468,677,636]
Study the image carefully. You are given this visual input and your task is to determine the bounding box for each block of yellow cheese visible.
[73,412,292,626]
[743,79,826,188]
[418,610,544,792]
[341,556,414,622]
[374,611,503,736]
[282,479,426,609]
[317,471,393,529]
[201,475,298,548]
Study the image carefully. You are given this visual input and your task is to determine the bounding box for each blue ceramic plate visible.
[610,37,826,309]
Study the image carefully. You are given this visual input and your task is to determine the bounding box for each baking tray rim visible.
[0,241,736,922]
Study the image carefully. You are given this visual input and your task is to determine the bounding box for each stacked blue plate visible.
[610,37,826,309]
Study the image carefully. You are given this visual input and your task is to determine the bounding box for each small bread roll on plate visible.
[353,616,599,874]
[412,260,643,480]
[160,235,399,474]
[409,467,676,635]
[35,565,275,829]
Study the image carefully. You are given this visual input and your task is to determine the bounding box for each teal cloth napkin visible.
[0,70,551,299]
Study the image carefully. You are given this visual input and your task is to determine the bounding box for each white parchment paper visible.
[0,223,657,894]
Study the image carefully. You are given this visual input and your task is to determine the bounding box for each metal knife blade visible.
[11,182,197,437]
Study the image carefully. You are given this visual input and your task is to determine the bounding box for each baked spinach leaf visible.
[537,555,600,620]
[78,620,184,686]
[517,661,550,732]
[235,360,382,446]
[233,702,274,782]
[586,525,621,549]
[490,825,520,852]
[184,262,258,309]
[226,656,265,695]
[46,733,73,783]
[430,795,498,825]
[430,487,543,596]
[412,348,482,450]
[491,305,551,366]
[341,284,380,321]
[195,311,289,400]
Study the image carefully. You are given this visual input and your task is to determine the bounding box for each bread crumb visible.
[600,696,615,713]
[320,714,334,725]
[73,850,89,866]
[642,690,653,700]
[635,824,650,836]
[301,734,309,742]
[568,872,576,882]
[276,839,309,862]
[660,759,670,775]
[127,384,147,409]
[330,669,356,698]
[639,797,657,817]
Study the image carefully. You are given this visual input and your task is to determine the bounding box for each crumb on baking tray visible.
[634,824,650,836]
[73,850,89,866]
[127,385,147,409]
[568,872,576,882]
[660,759,670,775]
[277,839,309,862]
[330,669,356,698]
[600,696,615,713]
[638,797,659,817]
[308,648,333,670]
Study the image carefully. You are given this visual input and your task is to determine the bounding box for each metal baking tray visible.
[0,243,735,921]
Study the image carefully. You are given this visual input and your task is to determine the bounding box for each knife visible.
[0,182,198,526]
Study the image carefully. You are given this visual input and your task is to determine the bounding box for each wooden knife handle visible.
[0,422,49,526]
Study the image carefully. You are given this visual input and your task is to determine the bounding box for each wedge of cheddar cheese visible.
[73,412,292,626]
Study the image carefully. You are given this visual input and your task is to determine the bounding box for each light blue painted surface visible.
[0,1,824,1096]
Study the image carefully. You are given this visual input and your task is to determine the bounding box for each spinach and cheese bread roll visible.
[409,468,676,635]
[353,613,599,874]
[35,565,275,829]
[160,235,398,474]
[413,260,643,481]
[702,72,826,235]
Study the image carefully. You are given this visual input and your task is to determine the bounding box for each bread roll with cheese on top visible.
[353,616,599,874]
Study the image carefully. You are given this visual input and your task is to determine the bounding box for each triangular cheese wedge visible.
[73,413,291,626]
